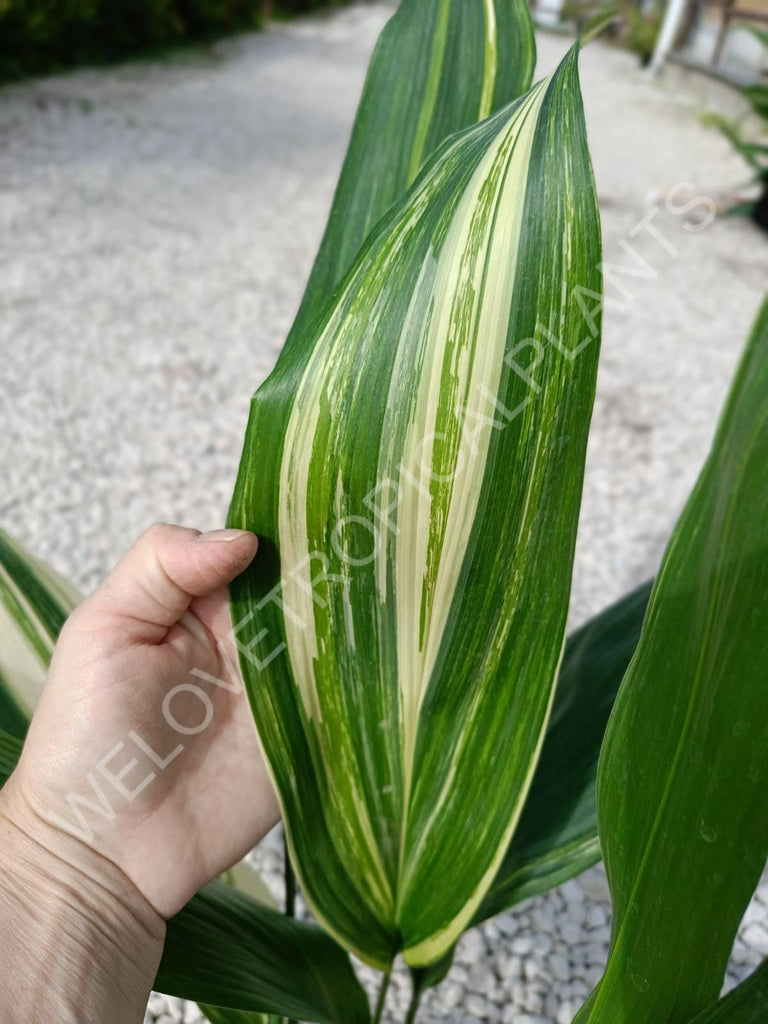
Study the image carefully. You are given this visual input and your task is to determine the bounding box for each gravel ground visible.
[2,4,768,1022]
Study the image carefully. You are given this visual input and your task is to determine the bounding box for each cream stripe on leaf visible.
[411,580,654,995]
[229,44,601,970]
[476,580,652,922]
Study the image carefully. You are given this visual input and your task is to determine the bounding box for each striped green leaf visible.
[575,296,768,1023]
[478,580,652,921]
[157,882,370,1024]
[0,530,79,738]
[686,962,768,1024]
[0,727,23,786]
[287,0,536,350]
[410,582,652,997]
[229,45,602,969]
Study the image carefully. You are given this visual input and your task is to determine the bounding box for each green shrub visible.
[0,0,350,80]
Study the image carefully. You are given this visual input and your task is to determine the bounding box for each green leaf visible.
[0,666,29,742]
[229,45,602,969]
[411,582,652,995]
[686,962,768,1024]
[742,84,768,122]
[200,1005,281,1024]
[157,881,370,1024]
[478,581,652,921]
[724,199,760,220]
[575,295,768,1023]
[579,6,622,45]
[0,727,23,786]
[743,26,768,52]
[202,867,280,1024]
[287,0,536,350]
[0,529,79,738]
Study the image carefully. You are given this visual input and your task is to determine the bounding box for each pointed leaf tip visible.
[230,46,602,968]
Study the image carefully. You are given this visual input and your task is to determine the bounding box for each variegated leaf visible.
[287,0,536,350]
[0,528,274,911]
[158,882,371,1024]
[478,580,652,921]
[686,961,768,1024]
[409,582,652,999]
[0,573,368,1024]
[229,46,602,968]
[0,529,79,738]
[0,727,23,786]
[575,296,768,1022]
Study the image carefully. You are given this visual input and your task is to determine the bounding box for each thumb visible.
[77,523,258,645]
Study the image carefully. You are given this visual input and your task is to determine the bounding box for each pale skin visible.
[0,523,280,1023]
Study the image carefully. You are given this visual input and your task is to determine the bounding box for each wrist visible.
[0,779,165,1024]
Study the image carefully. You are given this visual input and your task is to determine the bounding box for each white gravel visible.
[1,3,767,1021]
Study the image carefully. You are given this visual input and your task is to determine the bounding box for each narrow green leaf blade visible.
[414,583,652,994]
[157,882,370,1024]
[0,529,79,737]
[743,84,768,121]
[478,581,652,921]
[725,199,761,220]
[687,962,768,1024]
[576,295,768,1023]
[288,0,536,349]
[579,6,622,45]
[209,855,279,1024]
[0,727,23,786]
[702,113,762,172]
[229,46,602,969]
[200,1005,280,1024]
[0,666,30,741]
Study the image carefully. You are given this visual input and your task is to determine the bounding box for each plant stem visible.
[372,969,391,1024]
[404,986,422,1024]
[283,833,297,1024]
[283,832,295,918]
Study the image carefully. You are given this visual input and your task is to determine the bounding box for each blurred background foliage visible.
[0,0,351,80]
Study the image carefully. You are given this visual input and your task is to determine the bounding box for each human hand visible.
[1,523,280,919]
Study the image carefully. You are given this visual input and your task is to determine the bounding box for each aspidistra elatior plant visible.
[4,0,767,1017]
[228,41,602,969]
[0,0,626,1015]
[575,295,768,1023]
